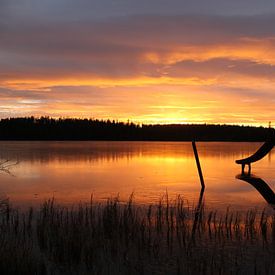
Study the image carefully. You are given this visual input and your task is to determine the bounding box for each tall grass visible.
[0,195,275,274]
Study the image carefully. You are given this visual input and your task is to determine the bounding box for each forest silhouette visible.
[0,117,273,141]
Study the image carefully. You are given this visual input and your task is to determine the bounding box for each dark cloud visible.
[166,58,275,79]
[3,14,275,50]
[2,0,275,23]
[1,14,275,81]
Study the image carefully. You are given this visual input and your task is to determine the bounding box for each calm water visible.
[0,141,274,210]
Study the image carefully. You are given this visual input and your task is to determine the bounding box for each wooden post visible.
[192,141,205,189]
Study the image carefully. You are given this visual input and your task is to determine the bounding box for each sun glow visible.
[1,13,275,125]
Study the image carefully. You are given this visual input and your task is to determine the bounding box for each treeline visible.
[0,117,273,141]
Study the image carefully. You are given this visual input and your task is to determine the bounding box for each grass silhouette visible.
[0,194,274,274]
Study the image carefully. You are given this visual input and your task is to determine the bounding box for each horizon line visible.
[0,116,273,129]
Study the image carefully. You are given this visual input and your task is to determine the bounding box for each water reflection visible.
[0,141,274,210]
[236,174,275,209]
[192,187,205,238]
[0,141,263,163]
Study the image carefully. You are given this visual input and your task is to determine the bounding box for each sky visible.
[1,0,275,125]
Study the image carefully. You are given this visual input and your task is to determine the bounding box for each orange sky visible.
[1,4,275,126]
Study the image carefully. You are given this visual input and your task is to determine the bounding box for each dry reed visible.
[0,195,274,274]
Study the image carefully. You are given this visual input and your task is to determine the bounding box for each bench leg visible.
[248,163,251,175]
[241,164,245,174]
[241,163,251,175]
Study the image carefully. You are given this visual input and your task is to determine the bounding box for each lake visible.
[0,141,274,211]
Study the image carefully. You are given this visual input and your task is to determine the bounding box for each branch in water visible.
[0,159,19,175]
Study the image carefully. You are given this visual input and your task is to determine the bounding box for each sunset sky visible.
[1,0,275,125]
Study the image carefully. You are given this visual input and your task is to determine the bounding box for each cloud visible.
[1,14,275,88]
[166,58,275,80]
[2,0,275,22]
[0,83,274,125]
[1,12,275,124]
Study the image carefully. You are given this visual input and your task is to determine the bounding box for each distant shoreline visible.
[0,117,273,141]
[0,139,270,142]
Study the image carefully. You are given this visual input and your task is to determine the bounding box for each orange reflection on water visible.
[0,141,274,211]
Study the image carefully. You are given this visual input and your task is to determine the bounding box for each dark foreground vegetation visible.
[0,117,274,141]
[0,195,275,274]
